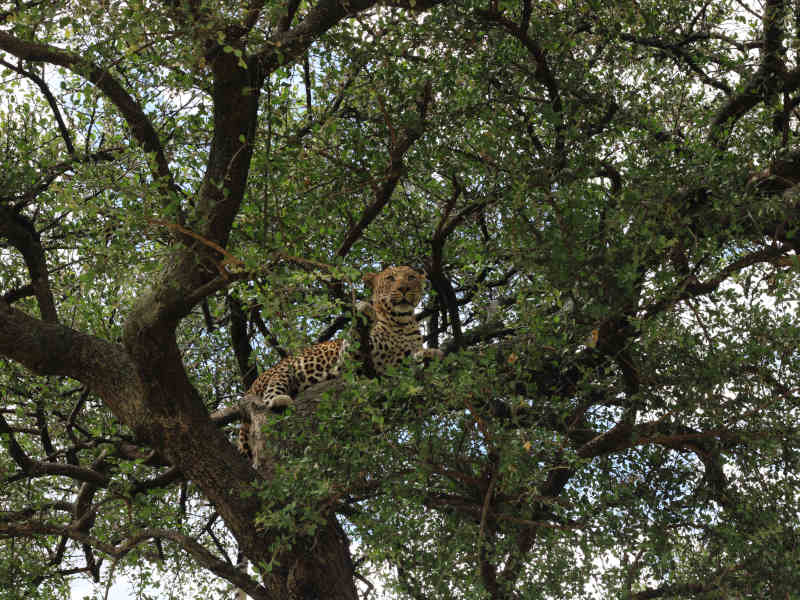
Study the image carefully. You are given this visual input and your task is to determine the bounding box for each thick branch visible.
[2,284,34,304]
[228,294,257,389]
[711,0,792,139]
[278,0,302,31]
[0,299,137,411]
[0,205,58,322]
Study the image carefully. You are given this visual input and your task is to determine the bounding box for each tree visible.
[1,0,800,597]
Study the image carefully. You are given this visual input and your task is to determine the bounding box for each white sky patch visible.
[70,576,137,600]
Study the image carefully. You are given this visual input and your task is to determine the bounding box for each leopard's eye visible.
[407,275,417,280]
[386,275,396,281]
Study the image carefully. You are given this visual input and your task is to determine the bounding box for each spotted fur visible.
[238,266,442,456]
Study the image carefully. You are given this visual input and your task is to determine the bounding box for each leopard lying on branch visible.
[238,265,442,457]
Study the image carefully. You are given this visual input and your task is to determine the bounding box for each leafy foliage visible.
[2,0,800,598]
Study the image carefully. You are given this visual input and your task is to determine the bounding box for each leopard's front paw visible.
[413,348,444,362]
[266,394,294,410]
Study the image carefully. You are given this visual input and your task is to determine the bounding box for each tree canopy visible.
[2,0,800,598]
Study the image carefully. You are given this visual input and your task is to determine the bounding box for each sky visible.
[70,577,134,600]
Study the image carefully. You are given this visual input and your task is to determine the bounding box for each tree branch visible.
[0,297,142,424]
[617,32,733,96]
[227,293,258,389]
[0,206,58,323]
[711,0,791,139]
[1,284,34,304]
[0,32,175,195]
[0,521,273,600]
[258,0,446,73]
[477,7,563,155]
[643,244,793,319]
[337,80,433,257]
[0,413,111,486]
[0,58,74,153]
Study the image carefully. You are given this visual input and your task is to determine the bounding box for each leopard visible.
[238,265,442,457]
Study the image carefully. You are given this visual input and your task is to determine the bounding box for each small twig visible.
[374,89,397,150]
[147,219,245,278]
[684,298,713,344]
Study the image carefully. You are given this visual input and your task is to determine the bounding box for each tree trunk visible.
[242,381,357,599]
[265,514,357,600]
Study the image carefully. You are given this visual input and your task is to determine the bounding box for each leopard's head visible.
[363,266,425,315]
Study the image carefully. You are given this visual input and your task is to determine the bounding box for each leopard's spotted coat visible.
[238,266,441,456]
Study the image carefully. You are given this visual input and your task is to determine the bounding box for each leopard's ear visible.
[363,272,378,288]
